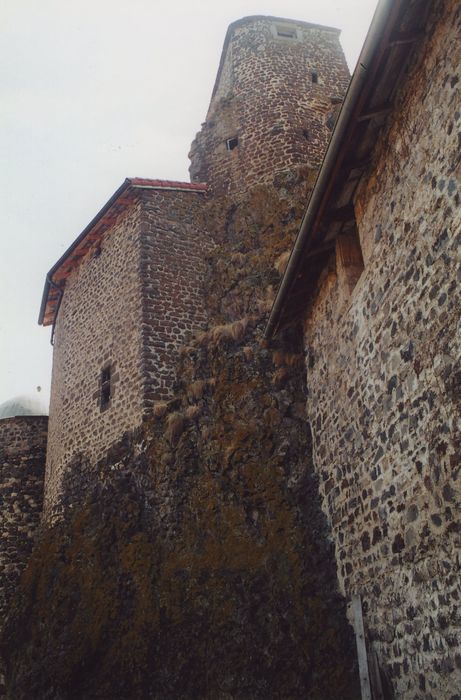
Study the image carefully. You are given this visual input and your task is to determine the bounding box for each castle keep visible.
[189,16,349,195]
[1,2,460,698]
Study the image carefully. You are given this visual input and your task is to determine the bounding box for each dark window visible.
[302,129,310,141]
[276,26,296,39]
[311,71,318,84]
[226,136,238,151]
[100,365,111,409]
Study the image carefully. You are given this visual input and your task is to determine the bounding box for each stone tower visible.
[189,16,350,196]
[39,180,211,516]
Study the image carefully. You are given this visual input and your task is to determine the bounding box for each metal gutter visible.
[264,0,399,340]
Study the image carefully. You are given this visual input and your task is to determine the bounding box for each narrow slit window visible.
[226,136,238,151]
[100,365,111,409]
[311,71,318,84]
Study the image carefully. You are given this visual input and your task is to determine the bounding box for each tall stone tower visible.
[189,16,350,196]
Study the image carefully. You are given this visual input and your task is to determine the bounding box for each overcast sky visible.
[1,0,378,408]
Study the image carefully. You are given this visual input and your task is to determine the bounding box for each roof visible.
[0,395,48,419]
[39,178,207,327]
[265,0,430,338]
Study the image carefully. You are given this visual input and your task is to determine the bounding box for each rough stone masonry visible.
[301,1,461,697]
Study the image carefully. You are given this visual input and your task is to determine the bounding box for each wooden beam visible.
[342,157,371,172]
[352,595,372,700]
[325,203,355,223]
[357,103,393,122]
[388,31,423,47]
[304,241,335,260]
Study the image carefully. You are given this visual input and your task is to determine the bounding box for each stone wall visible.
[0,416,47,622]
[303,2,461,697]
[139,188,212,410]
[189,16,350,197]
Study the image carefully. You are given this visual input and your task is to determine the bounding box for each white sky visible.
[0,0,378,407]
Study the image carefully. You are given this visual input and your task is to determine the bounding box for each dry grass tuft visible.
[152,402,168,419]
[187,380,206,401]
[272,367,289,387]
[179,345,195,358]
[165,412,185,444]
[242,346,253,362]
[185,405,201,421]
[274,250,291,275]
[194,330,209,347]
[210,318,248,345]
[196,318,249,348]
[271,351,304,368]
[254,285,275,314]
[230,251,246,265]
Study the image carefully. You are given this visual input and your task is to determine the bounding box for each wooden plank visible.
[351,595,372,700]
[304,241,336,259]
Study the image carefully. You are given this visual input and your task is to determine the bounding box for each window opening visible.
[311,71,318,84]
[336,227,365,297]
[276,25,296,39]
[100,365,111,409]
[226,136,238,151]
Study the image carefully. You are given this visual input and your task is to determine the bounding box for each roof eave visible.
[264,0,419,339]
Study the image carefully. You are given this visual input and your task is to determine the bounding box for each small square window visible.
[276,25,296,39]
[226,136,238,151]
